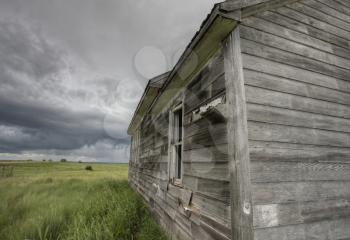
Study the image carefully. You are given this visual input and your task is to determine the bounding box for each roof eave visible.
[149,7,238,115]
[127,0,302,135]
[127,4,238,135]
[221,0,302,17]
[127,73,169,135]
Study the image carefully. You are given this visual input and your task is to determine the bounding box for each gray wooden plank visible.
[241,39,350,82]
[259,10,350,50]
[254,198,350,228]
[191,192,231,224]
[317,0,350,16]
[220,0,270,11]
[254,218,350,240]
[185,75,225,113]
[199,220,231,240]
[304,0,350,24]
[251,161,350,182]
[245,85,350,120]
[183,162,230,182]
[252,181,350,204]
[240,25,350,70]
[242,54,350,94]
[185,53,225,113]
[185,117,227,138]
[224,26,254,240]
[248,121,350,148]
[239,0,301,18]
[244,68,350,105]
[335,0,350,8]
[196,178,230,203]
[275,6,350,40]
[289,1,350,32]
[242,15,350,60]
[183,122,227,150]
[199,214,232,240]
[247,103,350,133]
[249,142,350,163]
[183,144,228,163]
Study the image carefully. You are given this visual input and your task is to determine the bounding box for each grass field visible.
[0,161,167,240]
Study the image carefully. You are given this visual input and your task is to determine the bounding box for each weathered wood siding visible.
[240,0,350,239]
[129,50,231,240]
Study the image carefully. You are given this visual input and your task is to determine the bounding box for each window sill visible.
[172,179,183,188]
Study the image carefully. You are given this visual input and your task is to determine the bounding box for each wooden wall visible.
[240,0,350,239]
[129,50,232,240]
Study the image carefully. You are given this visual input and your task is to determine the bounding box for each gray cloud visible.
[0,0,221,162]
[0,19,128,158]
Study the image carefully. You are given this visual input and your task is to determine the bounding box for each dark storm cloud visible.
[0,19,128,155]
[0,0,221,161]
[0,95,110,152]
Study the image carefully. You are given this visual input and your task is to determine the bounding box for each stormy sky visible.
[0,0,221,162]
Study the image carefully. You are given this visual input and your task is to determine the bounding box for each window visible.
[170,104,183,182]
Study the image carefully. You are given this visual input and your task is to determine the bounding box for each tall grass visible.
[0,162,167,240]
[0,166,14,177]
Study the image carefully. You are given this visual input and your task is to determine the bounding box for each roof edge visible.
[127,0,302,135]
[127,72,170,135]
[221,0,302,18]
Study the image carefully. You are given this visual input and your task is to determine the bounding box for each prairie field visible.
[0,161,167,240]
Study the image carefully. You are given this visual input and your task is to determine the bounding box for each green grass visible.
[0,161,167,240]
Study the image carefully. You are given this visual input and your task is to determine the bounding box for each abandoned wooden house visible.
[128,0,350,239]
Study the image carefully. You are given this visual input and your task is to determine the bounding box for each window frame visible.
[169,103,184,185]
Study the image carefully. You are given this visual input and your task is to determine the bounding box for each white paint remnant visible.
[243,201,251,215]
[152,183,161,197]
[199,97,224,114]
[191,96,225,122]
[255,204,279,228]
[184,206,192,212]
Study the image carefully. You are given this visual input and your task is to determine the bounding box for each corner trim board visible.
[224,26,254,240]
